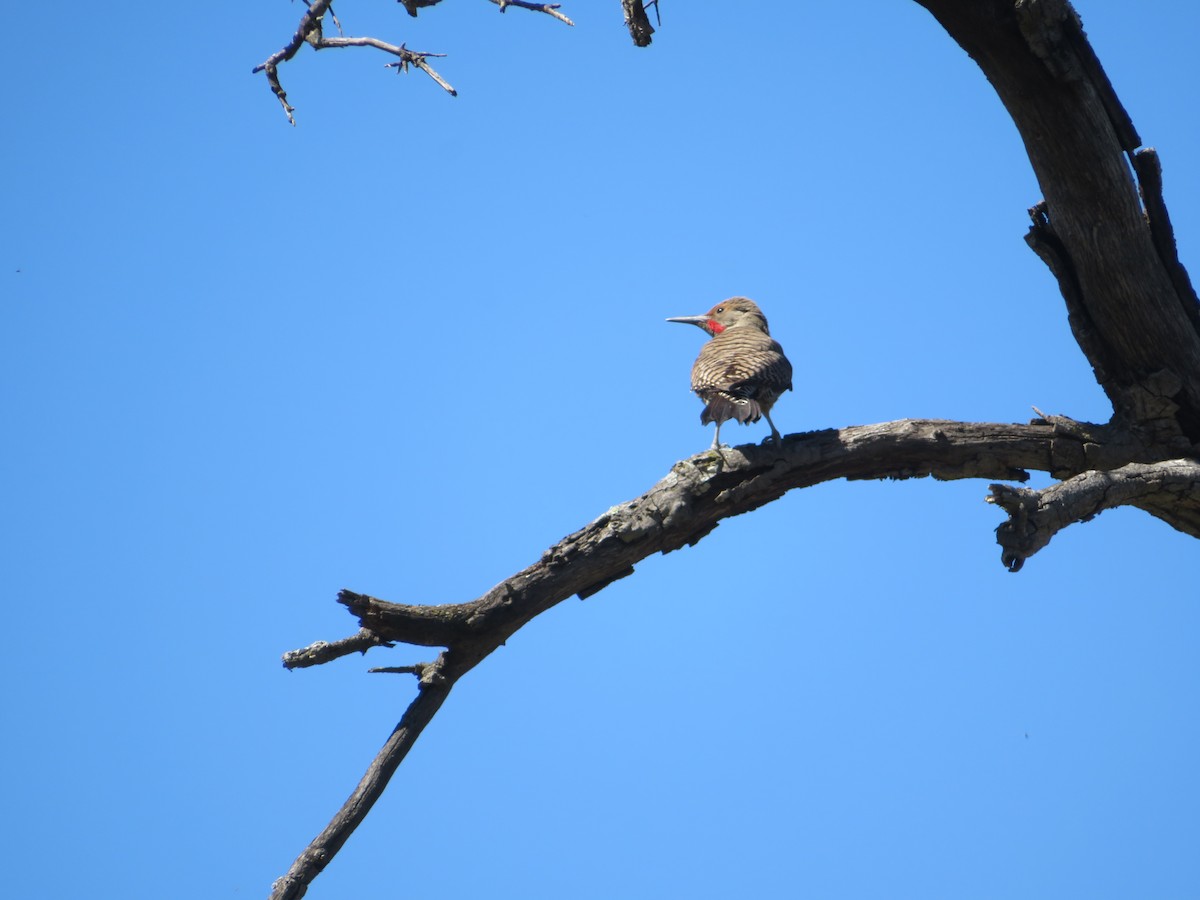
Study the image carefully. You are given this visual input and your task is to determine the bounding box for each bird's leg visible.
[764,411,783,448]
[711,421,724,450]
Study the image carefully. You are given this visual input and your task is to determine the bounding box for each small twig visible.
[282,628,394,670]
[314,38,453,93]
[317,36,458,95]
[327,4,344,35]
[304,0,345,35]
[368,664,433,678]
[489,0,575,26]
[378,48,457,95]
[253,0,335,124]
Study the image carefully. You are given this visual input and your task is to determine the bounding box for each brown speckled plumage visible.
[667,297,793,449]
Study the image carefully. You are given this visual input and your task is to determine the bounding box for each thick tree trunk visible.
[917,0,1200,441]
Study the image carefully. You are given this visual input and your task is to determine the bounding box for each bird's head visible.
[666,297,771,337]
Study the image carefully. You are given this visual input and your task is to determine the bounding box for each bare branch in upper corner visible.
[488,0,575,26]
[253,1,455,125]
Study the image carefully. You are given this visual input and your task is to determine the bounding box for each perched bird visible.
[667,297,793,450]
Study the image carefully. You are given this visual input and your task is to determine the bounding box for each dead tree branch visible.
[256,0,580,123]
[281,628,394,670]
[487,0,575,26]
[269,652,456,900]
[252,0,334,124]
[1132,148,1200,330]
[286,417,1160,664]
[621,0,655,46]
[989,458,1200,571]
[253,1,455,125]
[269,416,1186,896]
[916,0,1200,439]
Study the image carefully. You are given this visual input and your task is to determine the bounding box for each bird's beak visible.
[665,315,709,328]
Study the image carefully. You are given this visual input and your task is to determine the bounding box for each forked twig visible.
[253,0,455,125]
[489,0,575,26]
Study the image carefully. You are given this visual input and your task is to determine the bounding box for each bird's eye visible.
[715,306,724,313]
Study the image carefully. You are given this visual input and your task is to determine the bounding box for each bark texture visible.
[918,0,1200,440]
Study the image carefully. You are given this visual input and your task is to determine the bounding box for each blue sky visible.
[4,3,1200,898]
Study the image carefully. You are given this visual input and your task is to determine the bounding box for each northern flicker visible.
[667,297,793,450]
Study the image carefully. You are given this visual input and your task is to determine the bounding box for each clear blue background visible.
[4,3,1199,898]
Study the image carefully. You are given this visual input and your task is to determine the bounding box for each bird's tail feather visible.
[701,395,762,426]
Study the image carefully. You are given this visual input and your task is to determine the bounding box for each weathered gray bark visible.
[917,0,1200,440]
[990,458,1200,570]
[265,2,1200,898]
